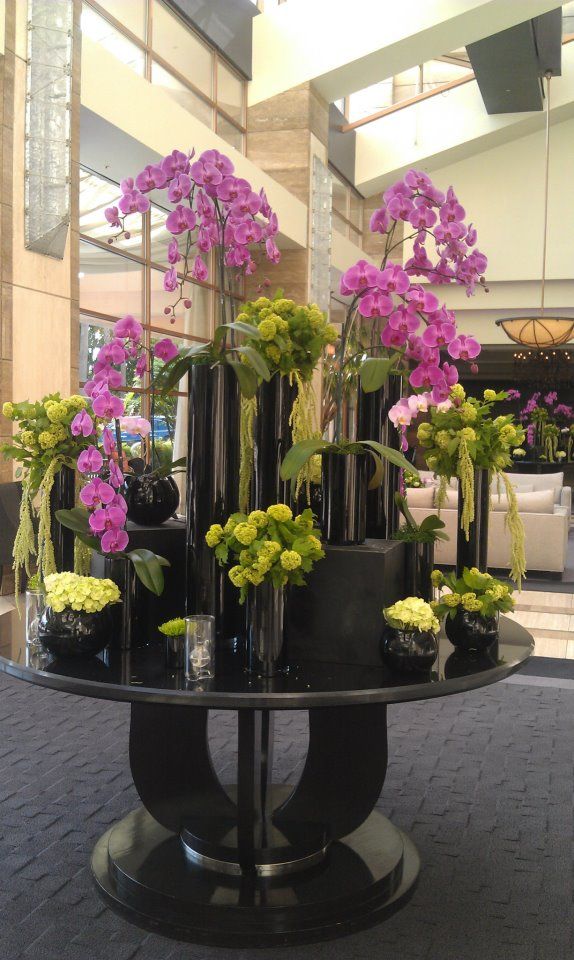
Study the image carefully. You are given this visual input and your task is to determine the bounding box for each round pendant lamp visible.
[496,72,574,347]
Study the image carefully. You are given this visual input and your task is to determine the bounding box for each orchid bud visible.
[164,307,171,315]
[183,299,192,309]
[124,231,131,240]
[470,363,479,374]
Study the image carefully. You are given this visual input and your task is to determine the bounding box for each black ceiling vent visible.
[467,8,562,114]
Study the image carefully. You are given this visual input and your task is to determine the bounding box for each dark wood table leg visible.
[91,700,419,946]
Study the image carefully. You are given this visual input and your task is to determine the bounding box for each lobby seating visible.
[407,471,571,576]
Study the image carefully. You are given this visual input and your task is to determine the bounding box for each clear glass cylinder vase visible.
[25,588,45,646]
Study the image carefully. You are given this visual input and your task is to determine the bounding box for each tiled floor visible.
[513,587,574,658]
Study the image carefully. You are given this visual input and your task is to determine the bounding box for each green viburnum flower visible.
[267,504,292,522]
[435,430,451,450]
[158,618,185,637]
[461,592,482,612]
[443,593,461,607]
[431,569,444,588]
[483,389,497,401]
[205,523,224,547]
[2,401,14,418]
[384,597,440,634]
[258,318,277,341]
[450,384,466,401]
[460,402,477,423]
[248,510,268,529]
[459,427,476,441]
[234,522,258,546]
[280,550,302,571]
[44,573,120,614]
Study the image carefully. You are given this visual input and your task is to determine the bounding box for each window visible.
[82,1,247,153]
[79,168,245,476]
[329,166,364,247]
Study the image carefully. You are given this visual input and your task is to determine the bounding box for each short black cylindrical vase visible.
[247,582,286,677]
[38,606,113,658]
[445,609,499,652]
[321,452,367,545]
[125,474,180,525]
[382,626,438,673]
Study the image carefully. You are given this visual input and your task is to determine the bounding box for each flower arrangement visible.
[430,567,514,620]
[416,386,526,583]
[1,394,98,583]
[383,597,439,635]
[392,493,448,544]
[44,572,120,614]
[236,294,338,506]
[330,171,487,447]
[108,147,280,405]
[514,390,574,462]
[158,618,186,637]
[403,470,426,489]
[205,504,324,604]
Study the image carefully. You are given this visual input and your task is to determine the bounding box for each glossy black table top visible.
[0,608,532,709]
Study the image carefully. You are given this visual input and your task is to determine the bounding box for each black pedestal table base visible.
[91,700,419,946]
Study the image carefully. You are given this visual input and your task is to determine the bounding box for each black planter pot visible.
[321,452,367,545]
[125,474,179,525]
[164,633,185,671]
[404,541,434,601]
[252,375,296,511]
[381,626,438,673]
[50,464,75,572]
[247,582,286,677]
[445,609,499,652]
[456,468,490,576]
[357,372,404,538]
[38,606,113,658]
[186,364,244,649]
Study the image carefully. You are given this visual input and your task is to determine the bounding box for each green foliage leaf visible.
[360,357,394,393]
[223,320,261,340]
[236,345,271,381]
[228,360,258,398]
[361,440,417,474]
[56,507,90,535]
[280,438,331,480]
[126,548,170,596]
[367,451,384,490]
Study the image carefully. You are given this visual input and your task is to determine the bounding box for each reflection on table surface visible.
[0,605,533,706]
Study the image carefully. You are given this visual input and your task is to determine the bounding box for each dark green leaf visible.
[280,439,331,480]
[223,320,261,340]
[367,451,384,490]
[127,548,170,596]
[56,507,90,535]
[361,441,417,474]
[228,360,258,398]
[360,357,394,393]
[236,345,271,381]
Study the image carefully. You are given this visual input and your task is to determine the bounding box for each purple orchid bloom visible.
[167,174,192,203]
[101,528,130,554]
[378,264,410,295]
[161,150,190,180]
[358,292,394,319]
[89,505,127,534]
[80,478,115,508]
[388,307,420,335]
[135,164,167,193]
[447,334,481,361]
[153,338,178,362]
[341,259,381,294]
[163,267,178,292]
[114,315,143,341]
[381,325,408,348]
[191,255,208,281]
[102,427,116,456]
[70,410,94,438]
[92,391,125,419]
[409,362,443,391]
[165,205,197,235]
[108,460,124,489]
[77,446,104,474]
[104,206,121,228]
[422,321,457,348]
[369,206,390,234]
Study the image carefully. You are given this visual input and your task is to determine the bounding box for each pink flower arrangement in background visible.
[340,171,488,429]
[106,147,280,323]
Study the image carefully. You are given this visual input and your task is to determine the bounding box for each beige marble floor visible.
[512,588,574,658]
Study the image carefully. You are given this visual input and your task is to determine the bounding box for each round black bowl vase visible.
[445,609,499,652]
[125,475,180,525]
[381,626,438,673]
[38,607,113,658]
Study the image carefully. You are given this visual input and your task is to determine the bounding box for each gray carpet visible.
[0,673,572,960]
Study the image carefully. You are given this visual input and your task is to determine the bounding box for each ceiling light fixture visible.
[496,72,574,347]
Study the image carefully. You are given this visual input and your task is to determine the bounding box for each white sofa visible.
[407,471,571,575]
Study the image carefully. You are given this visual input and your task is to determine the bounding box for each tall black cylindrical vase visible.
[404,541,434,601]
[186,364,244,648]
[321,451,367,545]
[456,468,490,576]
[103,556,141,650]
[252,375,296,511]
[357,373,404,538]
[50,464,75,572]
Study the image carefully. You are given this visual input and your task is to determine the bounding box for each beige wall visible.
[2,0,79,442]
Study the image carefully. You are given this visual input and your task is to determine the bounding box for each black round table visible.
[0,611,532,947]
